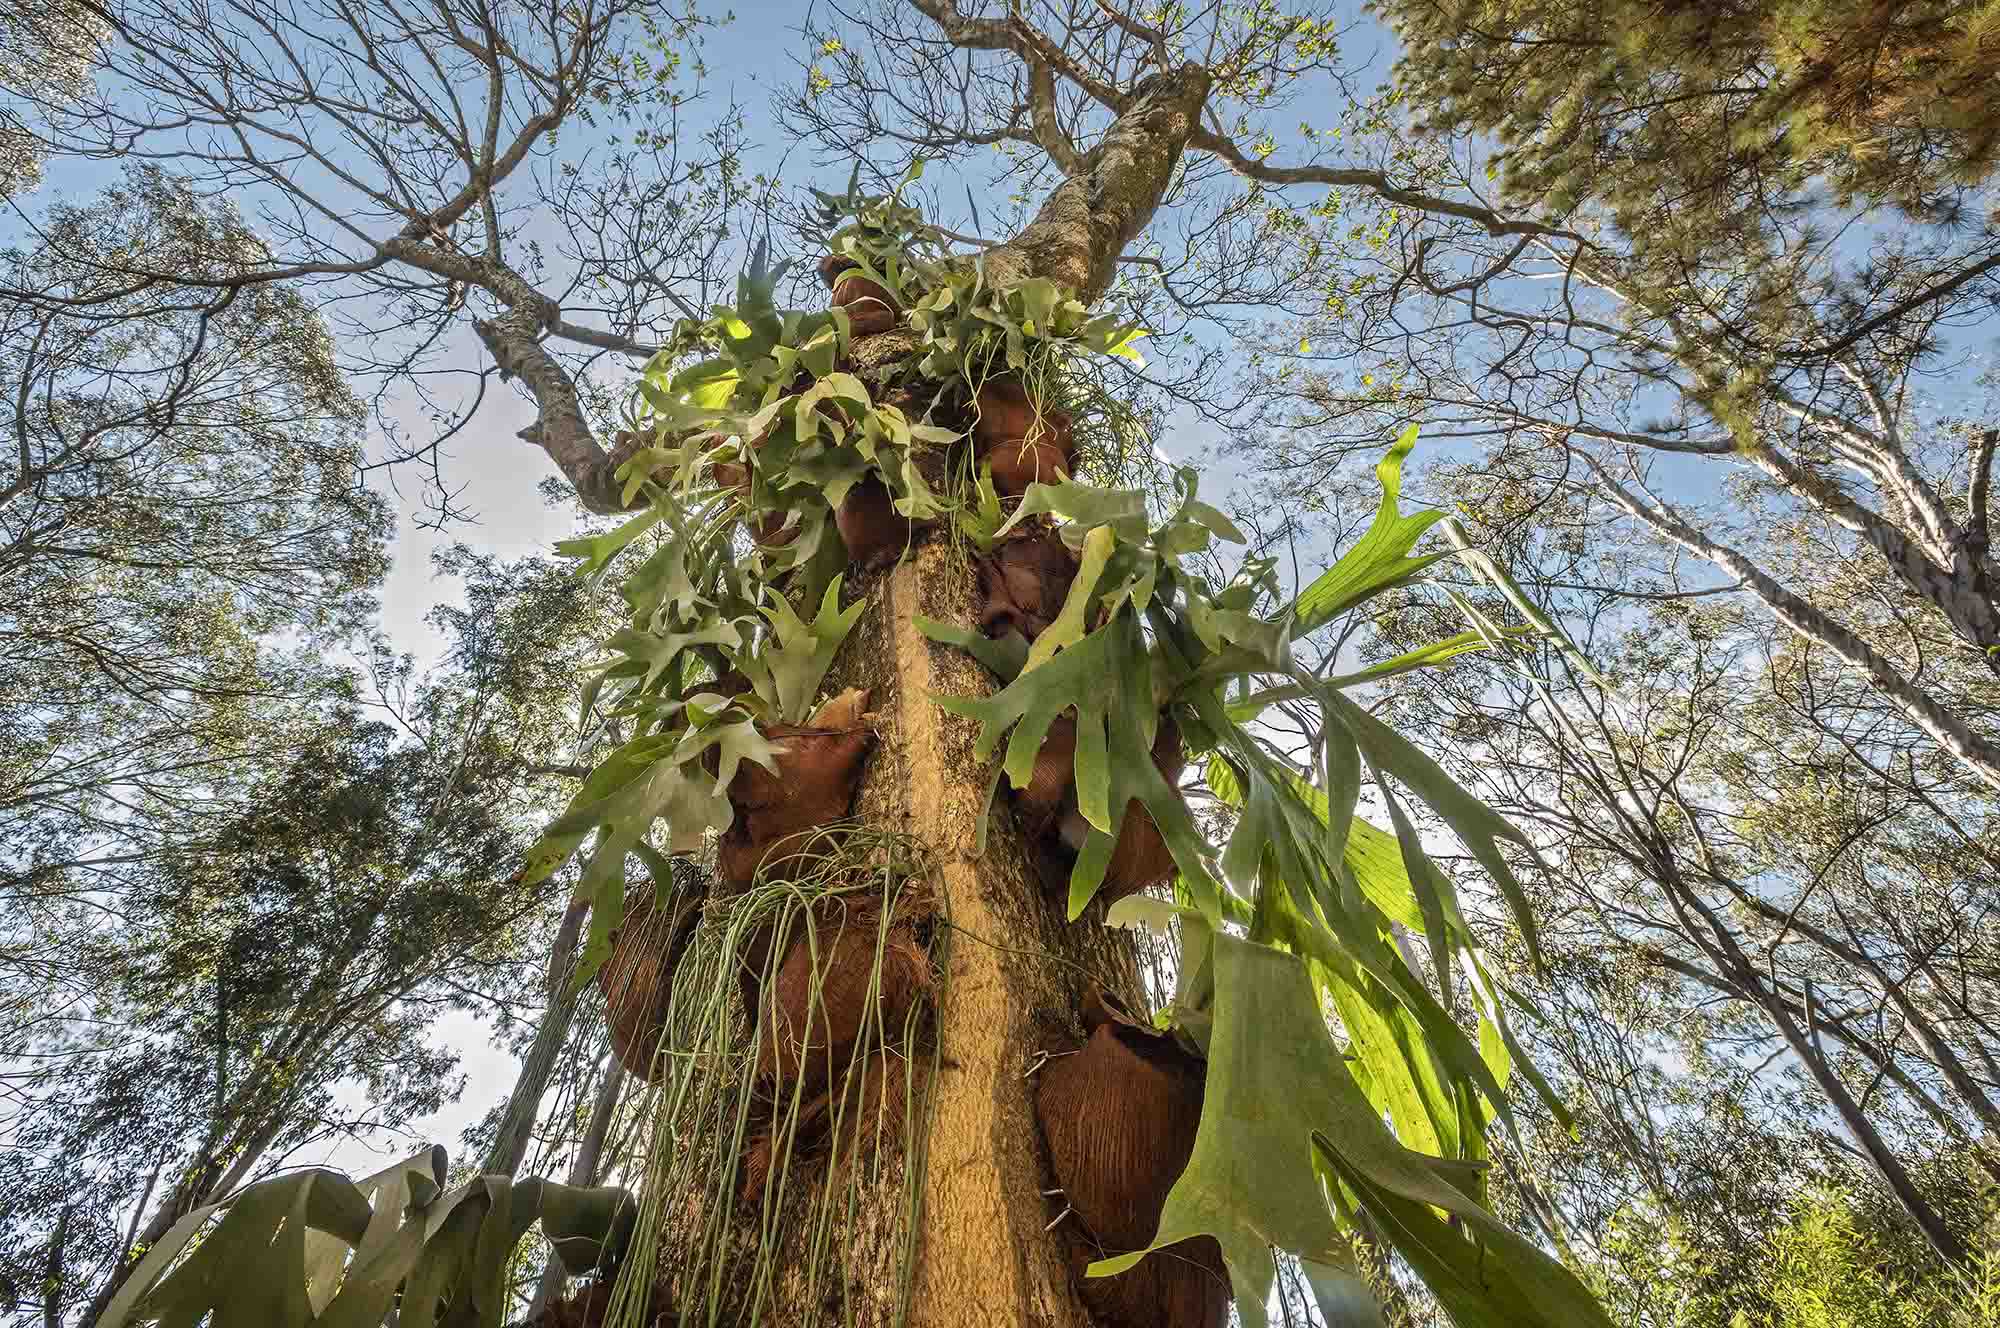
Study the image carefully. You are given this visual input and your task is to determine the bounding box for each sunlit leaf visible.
[1287,427,1448,639]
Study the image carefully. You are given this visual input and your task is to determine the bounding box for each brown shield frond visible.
[752,904,931,1097]
[599,884,703,1082]
[975,529,1081,643]
[1035,989,1227,1328]
[716,693,877,892]
[973,377,1073,495]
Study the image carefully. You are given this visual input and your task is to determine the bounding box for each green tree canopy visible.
[1379,0,2000,247]
[0,168,390,896]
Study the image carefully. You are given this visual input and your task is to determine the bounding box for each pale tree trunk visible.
[529,1053,626,1318]
[1663,865,1968,1263]
[1758,980,1969,1263]
[1591,464,2000,794]
[484,898,590,1176]
[807,545,1146,1326]
[637,64,1212,1327]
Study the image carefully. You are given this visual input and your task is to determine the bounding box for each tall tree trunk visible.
[484,897,590,1176]
[1754,976,1968,1263]
[636,65,1212,1326]
[528,1054,626,1318]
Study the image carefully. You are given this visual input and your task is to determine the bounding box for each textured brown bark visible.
[979,64,1211,303]
[849,546,1143,1326]
[683,544,1142,1326]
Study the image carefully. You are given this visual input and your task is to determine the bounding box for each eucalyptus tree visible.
[1336,452,2000,1266]
[1221,0,2000,804]
[1214,1,2000,1277]
[0,168,388,917]
[0,4,108,199]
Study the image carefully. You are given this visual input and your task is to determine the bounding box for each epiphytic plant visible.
[525,174,1607,1327]
[97,1148,640,1328]
[128,169,1608,1328]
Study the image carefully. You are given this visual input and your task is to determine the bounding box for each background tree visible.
[0,540,621,1323]
[0,168,390,900]
[1384,0,2000,250]
[0,4,108,200]
[1327,458,2000,1270]
[20,0,761,519]
[1196,0,2000,1279]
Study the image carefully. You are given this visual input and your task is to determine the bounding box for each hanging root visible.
[603,826,945,1328]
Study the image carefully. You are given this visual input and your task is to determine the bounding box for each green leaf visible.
[1342,817,1428,933]
[1200,742,1516,1150]
[673,356,741,409]
[1321,629,1525,689]
[1286,427,1448,639]
[913,615,1030,681]
[603,616,743,692]
[1022,523,1114,673]
[1327,691,1544,969]
[931,611,1220,916]
[1440,517,1606,687]
[1094,936,1607,1328]
[111,1171,342,1328]
[995,478,1151,542]
[522,1181,637,1275]
[682,709,781,797]
[301,1146,444,1313]
[1311,1132,1611,1328]
[781,445,874,512]
[400,1183,487,1328]
[556,506,666,578]
[1301,1256,1387,1328]
[1319,952,1457,1160]
[315,1150,452,1328]
[96,1203,227,1328]
[1103,893,1183,935]
[1087,936,1362,1327]
[758,574,865,724]
[954,466,1007,549]
[524,733,680,884]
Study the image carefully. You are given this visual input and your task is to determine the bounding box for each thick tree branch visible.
[473,303,631,515]
[1189,127,1577,239]
[1024,57,1085,175]
[984,63,1212,302]
[1591,462,2000,794]
[1810,251,2000,358]
[1965,426,1996,573]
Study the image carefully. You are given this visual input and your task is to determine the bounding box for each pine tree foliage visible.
[1379,0,2000,244]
